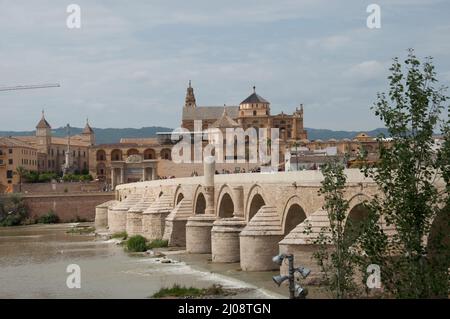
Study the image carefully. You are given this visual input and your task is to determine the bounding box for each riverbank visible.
[0,223,289,299]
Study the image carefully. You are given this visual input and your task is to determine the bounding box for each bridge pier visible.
[108,193,141,233]
[239,206,283,271]
[95,200,117,231]
[142,193,173,240]
[186,215,217,253]
[126,192,155,236]
[186,156,216,253]
[211,186,246,263]
[163,198,193,247]
[211,218,246,262]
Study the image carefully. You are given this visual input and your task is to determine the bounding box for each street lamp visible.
[272,254,310,299]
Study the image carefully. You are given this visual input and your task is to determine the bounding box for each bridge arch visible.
[245,184,267,222]
[346,193,371,212]
[193,185,206,215]
[216,184,234,218]
[281,196,307,235]
[342,193,372,242]
[173,185,186,207]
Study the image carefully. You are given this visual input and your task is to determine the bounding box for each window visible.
[8,149,12,154]
[6,170,13,179]
[8,159,13,165]
[253,110,257,116]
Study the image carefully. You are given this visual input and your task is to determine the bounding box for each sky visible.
[0,0,449,131]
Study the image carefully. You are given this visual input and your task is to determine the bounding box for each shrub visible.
[126,235,148,252]
[152,284,203,298]
[37,211,60,224]
[0,214,23,227]
[0,194,29,226]
[151,284,226,298]
[147,239,168,249]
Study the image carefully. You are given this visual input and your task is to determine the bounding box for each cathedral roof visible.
[240,92,269,104]
[182,106,239,121]
[240,88,270,105]
[210,108,240,128]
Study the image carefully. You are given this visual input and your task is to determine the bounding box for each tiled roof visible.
[210,109,240,128]
[36,116,51,129]
[120,137,159,144]
[13,135,90,147]
[182,106,239,121]
[0,136,37,148]
[82,123,94,134]
[240,92,269,105]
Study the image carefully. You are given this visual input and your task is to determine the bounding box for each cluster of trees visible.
[15,167,93,185]
[0,194,29,226]
[314,50,449,299]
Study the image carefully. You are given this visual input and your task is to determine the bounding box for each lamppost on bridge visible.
[272,253,310,299]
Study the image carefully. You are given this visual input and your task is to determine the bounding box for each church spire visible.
[184,80,196,108]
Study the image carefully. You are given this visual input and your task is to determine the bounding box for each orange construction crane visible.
[0,83,60,92]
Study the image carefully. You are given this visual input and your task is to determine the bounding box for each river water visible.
[0,223,285,299]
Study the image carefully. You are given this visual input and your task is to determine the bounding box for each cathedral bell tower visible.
[35,110,52,152]
[81,118,96,146]
[184,80,196,108]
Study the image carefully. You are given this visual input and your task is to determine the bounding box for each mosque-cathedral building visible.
[0,82,381,190]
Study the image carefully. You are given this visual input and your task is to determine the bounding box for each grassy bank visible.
[152,284,229,298]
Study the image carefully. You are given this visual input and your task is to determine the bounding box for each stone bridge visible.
[95,159,446,273]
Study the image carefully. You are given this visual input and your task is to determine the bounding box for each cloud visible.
[0,0,449,131]
[344,60,388,81]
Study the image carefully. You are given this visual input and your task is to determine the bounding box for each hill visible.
[0,126,389,144]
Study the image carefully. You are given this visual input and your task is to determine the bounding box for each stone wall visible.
[157,159,259,178]
[14,181,105,194]
[24,193,114,222]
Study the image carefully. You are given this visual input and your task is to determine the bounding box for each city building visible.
[0,137,39,192]
[1,83,382,192]
[14,112,94,173]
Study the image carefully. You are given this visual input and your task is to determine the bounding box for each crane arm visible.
[0,83,60,92]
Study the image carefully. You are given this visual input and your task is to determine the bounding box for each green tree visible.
[0,194,29,226]
[311,159,357,298]
[359,49,449,298]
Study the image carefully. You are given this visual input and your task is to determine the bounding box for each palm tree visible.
[14,166,28,193]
